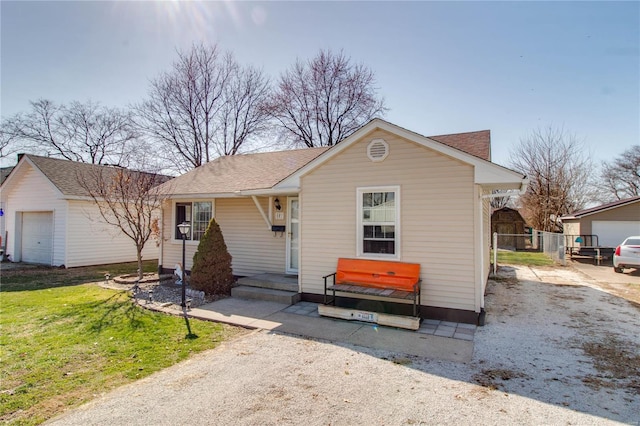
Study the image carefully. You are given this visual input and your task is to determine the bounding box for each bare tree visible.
[269,49,387,147]
[0,123,19,163]
[600,145,640,200]
[216,65,272,155]
[510,126,594,232]
[77,165,171,280]
[489,190,514,210]
[136,43,272,173]
[1,99,139,166]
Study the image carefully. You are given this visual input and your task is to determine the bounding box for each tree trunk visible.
[137,248,144,280]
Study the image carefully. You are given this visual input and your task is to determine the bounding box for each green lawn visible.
[0,262,243,425]
[493,250,555,266]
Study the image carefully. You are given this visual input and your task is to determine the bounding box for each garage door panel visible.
[592,221,640,247]
[22,212,53,264]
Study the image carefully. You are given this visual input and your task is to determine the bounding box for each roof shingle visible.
[429,130,491,161]
[161,127,494,195]
[16,154,170,197]
[162,147,329,195]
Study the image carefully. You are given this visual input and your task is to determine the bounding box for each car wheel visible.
[613,267,624,273]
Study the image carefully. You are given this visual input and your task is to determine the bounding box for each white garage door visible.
[592,221,640,247]
[22,212,53,264]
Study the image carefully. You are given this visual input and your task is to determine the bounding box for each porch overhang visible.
[237,188,300,197]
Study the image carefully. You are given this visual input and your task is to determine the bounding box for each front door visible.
[286,197,299,274]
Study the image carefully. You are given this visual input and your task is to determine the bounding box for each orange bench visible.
[323,258,421,317]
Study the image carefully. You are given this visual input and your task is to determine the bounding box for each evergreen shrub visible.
[190,218,234,296]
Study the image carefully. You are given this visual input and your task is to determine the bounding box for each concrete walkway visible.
[142,298,475,363]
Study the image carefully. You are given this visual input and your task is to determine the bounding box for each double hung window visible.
[357,186,399,258]
[175,201,213,241]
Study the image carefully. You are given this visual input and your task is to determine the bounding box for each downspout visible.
[475,186,485,324]
[251,196,272,230]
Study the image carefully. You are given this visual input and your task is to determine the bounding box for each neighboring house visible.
[157,119,527,324]
[561,196,640,247]
[0,167,13,184]
[0,167,14,253]
[491,207,528,250]
[0,154,162,267]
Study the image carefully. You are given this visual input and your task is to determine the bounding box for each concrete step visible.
[237,274,298,292]
[231,285,301,305]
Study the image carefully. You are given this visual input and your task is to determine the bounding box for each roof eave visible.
[238,188,300,196]
[279,118,527,188]
[561,197,640,220]
[1,156,66,198]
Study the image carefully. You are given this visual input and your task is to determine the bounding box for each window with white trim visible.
[175,201,213,241]
[357,186,400,258]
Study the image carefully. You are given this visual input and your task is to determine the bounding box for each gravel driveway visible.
[48,265,640,425]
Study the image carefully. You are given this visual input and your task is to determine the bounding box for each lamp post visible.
[177,221,191,308]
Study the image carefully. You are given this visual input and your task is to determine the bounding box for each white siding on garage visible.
[160,197,286,276]
[300,129,477,312]
[65,200,159,268]
[4,165,67,265]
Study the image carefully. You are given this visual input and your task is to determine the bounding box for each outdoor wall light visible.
[177,221,191,308]
[274,198,281,211]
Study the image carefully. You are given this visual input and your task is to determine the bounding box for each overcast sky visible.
[1,1,638,168]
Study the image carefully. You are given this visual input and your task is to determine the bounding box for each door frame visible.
[285,197,299,274]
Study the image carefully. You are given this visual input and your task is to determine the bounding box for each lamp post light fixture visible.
[177,221,191,308]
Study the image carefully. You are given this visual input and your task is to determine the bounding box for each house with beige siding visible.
[0,154,161,267]
[561,196,640,247]
[158,119,527,324]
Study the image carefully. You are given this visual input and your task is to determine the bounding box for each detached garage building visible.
[562,196,640,247]
[0,154,159,267]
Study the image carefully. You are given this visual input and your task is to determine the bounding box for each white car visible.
[613,236,640,273]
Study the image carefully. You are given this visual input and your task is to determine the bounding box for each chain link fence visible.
[492,230,566,271]
[537,230,566,265]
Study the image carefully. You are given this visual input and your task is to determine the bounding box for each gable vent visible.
[367,139,389,162]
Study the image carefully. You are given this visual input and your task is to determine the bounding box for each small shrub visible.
[190,218,234,296]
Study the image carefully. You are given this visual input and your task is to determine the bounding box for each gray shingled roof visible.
[19,154,170,197]
[1,167,14,184]
[162,147,329,195]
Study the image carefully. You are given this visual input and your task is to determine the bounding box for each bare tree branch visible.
[268,49,387,147]
[510,126,595,232]
[490,190,515,210]
[135,43,272,173]
[600,145,640,200]
[76,165,171,279]
[0,99,138,166]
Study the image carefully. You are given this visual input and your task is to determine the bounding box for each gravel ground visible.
[48,265,640,425]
